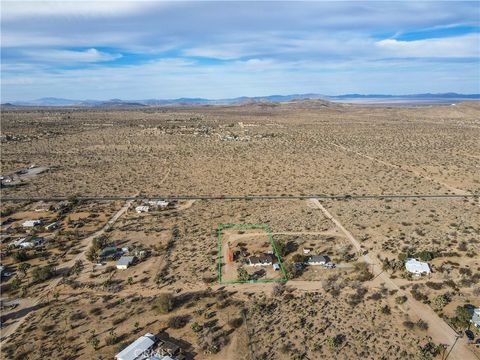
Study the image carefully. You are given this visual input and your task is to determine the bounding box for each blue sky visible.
[1,1,479,101]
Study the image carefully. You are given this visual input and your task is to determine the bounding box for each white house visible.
[471,308,480,328]
[305,255,330,266]
[116,256,136,270]
[135,206,150,213]
[115,333,156,360]
[19,237,44,248]
[22,220,42,227]
[303,248,312,254]
[405,258,431,275]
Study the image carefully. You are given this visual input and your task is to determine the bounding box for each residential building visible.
[405,258,431,275]
[248,254,274,266]
[135,206,150,213]
[117,256,136,270]
[115,333,156,360]
[305,255,331,266]
[472,308,480,328]
[100,246,118,260]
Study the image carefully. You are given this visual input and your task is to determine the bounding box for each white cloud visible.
[23,48,122,63]
[1,1,157,19]
[376,34,480,58]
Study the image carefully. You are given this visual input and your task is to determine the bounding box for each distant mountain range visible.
[2,93,479,107]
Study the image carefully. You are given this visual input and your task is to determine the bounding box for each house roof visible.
[472,308,480,326]
[405,258,431,274]
[101,247,117,256]
[115,333,156,360]
[249,254,274,264]
[117,256,135,266]
[307,255,330,263]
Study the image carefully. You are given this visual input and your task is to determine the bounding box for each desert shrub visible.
[105,330,120,346]
[191,322,203,333]
[70,312,87,321]
[451,306,472,329]
[425,281,443,290]
[410,288,428,302]
[353,262,373,281]
[154,293,174,313]
[237,267,249,281]
[272,283,285,296]
[291,253,304,263]
[228,317,243,329]
[381,305,391,315]
[431,294,450,311]
[326,335,345,351]
[395,295,408,304]
[168,315,190,329]
[417,341,445,360]
[403,320,415,329]
[90,307,102,316]
[31,265,56,283]
[416,320,429,330]
[12,250,29,262]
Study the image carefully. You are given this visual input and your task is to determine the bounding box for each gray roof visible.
[117,256,135,266]
[472,310,480,326]
[307,255,330,263]
[101,247,117,256]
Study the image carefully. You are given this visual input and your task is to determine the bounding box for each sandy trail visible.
[309,198,474,360]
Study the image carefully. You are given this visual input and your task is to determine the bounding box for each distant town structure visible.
[147,200,170,208]
[405,258,431,274]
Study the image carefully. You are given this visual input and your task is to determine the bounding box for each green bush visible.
[154,293,174,313]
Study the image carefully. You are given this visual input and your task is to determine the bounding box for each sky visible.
[1,0,480,101]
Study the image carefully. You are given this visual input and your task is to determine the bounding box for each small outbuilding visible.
[22,220,42,227]
[116,256,136,270]
[405,258,431,275]
[135,206,150,213]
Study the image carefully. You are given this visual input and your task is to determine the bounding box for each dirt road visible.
[309,198,475,360]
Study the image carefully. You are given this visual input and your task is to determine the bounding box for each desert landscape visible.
[1,101,479,360]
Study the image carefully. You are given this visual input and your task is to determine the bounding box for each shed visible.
[117,256,136,270]
[22,220,42,227]
[405,258,431,275]
[135,206,150,213]
[115,333,156,360]
[273,263,280,271]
